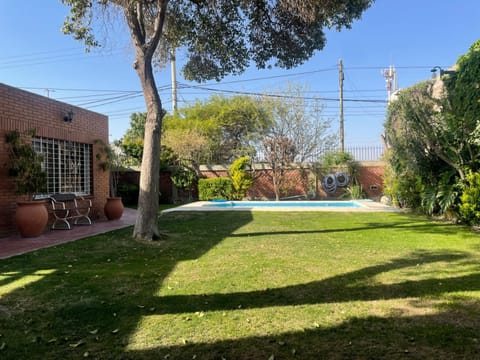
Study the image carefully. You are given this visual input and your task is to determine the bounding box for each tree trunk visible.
[272,169,280,201]
[122,1,167,241]
[132,53,162,240]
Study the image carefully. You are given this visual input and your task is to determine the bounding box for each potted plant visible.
[95,140,124,220]
[5,129,48,237]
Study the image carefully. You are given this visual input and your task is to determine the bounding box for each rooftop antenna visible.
[44,88,55,98]
[382,65,397,104]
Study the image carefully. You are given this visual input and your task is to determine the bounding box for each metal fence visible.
[320,145,385,162]
[255,145,385,163]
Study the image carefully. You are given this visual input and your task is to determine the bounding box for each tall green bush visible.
[229,157,253,200]
[382,154,422,209]
[459,171,480,225]
[384,40,480,215]
[198,178,234,201]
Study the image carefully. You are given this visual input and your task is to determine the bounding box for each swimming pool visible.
[162,200,398,213]
[206,200,363,208]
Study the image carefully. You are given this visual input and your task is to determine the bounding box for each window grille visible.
[32,138,93,195]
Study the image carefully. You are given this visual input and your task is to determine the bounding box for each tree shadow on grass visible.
[0,211,479,359]
[123,249,480,359]
[231,220,463,238]
[148,250,476,313]
[0,211,254,359]
[129,300,480,359]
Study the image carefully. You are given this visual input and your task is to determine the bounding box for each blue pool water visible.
[206,200,364,208]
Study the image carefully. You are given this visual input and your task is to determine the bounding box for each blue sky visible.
[1,0,479,145]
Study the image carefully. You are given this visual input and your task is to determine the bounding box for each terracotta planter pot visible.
[15,200,48,237]
[104,197,124,220]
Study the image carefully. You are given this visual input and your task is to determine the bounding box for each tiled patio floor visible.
[0,207,137,260]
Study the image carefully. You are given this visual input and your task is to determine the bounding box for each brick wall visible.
[198,163,385,200]
[0,83,109,237]
[356,163,385,198]
[115,162,385,204]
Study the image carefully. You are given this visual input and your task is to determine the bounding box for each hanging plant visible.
[94,139,123,197]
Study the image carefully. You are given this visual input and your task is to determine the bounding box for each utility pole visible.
[339,59,344,153]
[170,49,178,113]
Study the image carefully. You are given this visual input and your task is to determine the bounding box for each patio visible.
[0,207,137,260]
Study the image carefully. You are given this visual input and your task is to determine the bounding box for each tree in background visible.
[161,123,207,202]
[384,39,480,217]
[165,95,272,163]
[119,112,177,170]
[260,84,336,200]
[62,0,374,240]
[261,84,336,163]
[119,112,147,165]
[385,81,462,213]
[162,127,209,176]
[263,136,296,200]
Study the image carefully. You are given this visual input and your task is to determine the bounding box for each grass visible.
[1,211,480,359]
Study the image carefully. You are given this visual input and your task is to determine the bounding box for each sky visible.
[1,0,479,146]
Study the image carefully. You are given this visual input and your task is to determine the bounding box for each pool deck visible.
[162,200,399,213]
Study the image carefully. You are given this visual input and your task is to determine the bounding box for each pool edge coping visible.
[162,200,400,213]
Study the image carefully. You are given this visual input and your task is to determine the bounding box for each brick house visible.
[0,83,110,237]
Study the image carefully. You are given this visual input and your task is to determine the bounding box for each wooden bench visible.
[49,193,92,230]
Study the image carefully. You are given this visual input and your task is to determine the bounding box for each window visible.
[32,138,93,195]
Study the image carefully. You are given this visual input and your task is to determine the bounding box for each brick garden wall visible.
[198,162,385,200]
[0,83,109,237]
[118,164,385,204]
[356,163,385,198]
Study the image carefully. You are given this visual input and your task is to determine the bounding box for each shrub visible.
[321,151,354,169]
[459,171,480,225]
[421,171,459,216]
[198,177,234,200]
[347,184,364,199]
[383,159,422,209]
[116,183,139,205]
[229,157,253,200]
[171,165,197,192]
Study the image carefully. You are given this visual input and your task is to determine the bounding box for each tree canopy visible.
[61,0,375,240]
[119,112,147,163]
[255,84,336,200]
[261,83,336,163]
[164,95,272,163]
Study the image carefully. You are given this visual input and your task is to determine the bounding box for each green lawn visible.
[1,211,480,359]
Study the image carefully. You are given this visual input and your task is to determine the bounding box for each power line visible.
[76,93,144,108]
[178,82,388,103]
[201,66,338,86]
[0,47,85,60]
[19,86,142,93]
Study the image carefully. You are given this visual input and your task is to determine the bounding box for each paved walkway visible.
[0,207,137,260]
